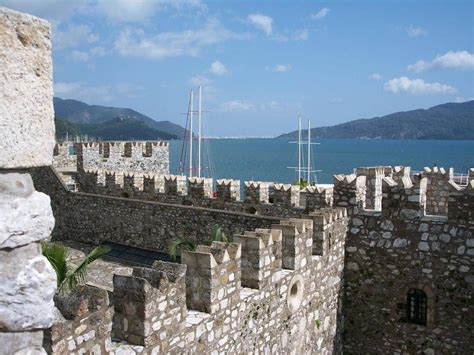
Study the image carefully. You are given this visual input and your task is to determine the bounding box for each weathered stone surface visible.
[0,7,55,168]
[0,173,55,249]
[0,330,45,354]
[0,242,56,331]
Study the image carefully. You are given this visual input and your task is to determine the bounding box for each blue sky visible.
[2,0,473,136]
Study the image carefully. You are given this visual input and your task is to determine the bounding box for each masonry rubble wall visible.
[53,143,77,170]
[336,166,474,354]
[30,166,282,252]
[54,141,170,176]
[43,285,112,354]
[73,169,338,218]
[43,214,347,354]
[0,7,57,354]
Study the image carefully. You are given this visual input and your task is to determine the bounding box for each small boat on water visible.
[178,86,214,180]
[287,116,321,186]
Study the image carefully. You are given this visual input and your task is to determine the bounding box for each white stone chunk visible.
[0,173,55,249]
[0,7,55,168]
[0,243,56,330]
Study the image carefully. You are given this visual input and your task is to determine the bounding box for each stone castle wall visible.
[41,213,348,354]
[335,166,474,353]
[54,141,170,176]
[0,7,57,354]
[30,167,282,252]
[74,169,334,218]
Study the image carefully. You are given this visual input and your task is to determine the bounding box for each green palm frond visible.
[41,241,68,287]
[62,245,111,293]
[211,224,228,243]
[168,236,197,260]
[42,242,110,294]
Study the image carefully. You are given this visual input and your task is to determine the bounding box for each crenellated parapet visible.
[420,166,453,216]
[59,141,170,177]
[216,179,240,202]
[112,261,187,348]
[355,166,388,211]
[333,173,366,214]
[270,183,300,207]
[244,181,272,204]
[164,175,187,196]
[333,166,474,221]
[271,218,313,270]
[309,208,348,256]
[188,177,213,199]
[302,184,334,211]
[181,242,241,314]
[233,228,281,289]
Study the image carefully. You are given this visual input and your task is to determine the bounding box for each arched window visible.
[407,289,427,325]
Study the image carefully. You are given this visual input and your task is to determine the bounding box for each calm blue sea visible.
[169,139,474,184]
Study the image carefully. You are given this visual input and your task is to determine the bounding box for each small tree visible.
[168,224,230,261]
[41,242,110,294]
[168,236,197,261]
[211,224,229,243]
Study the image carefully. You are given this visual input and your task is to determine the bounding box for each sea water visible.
[169,139,474,184]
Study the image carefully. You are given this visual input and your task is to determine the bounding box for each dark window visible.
[68,144,76,156]
[407,289,427,325]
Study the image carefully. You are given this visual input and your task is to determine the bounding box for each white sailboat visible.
[287,116,321,185]
[179,86,213,178]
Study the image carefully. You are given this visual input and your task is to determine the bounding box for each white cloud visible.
[384,77,456,95]
[187,75,217,100]
[407,24,428,38]
[70,46,107,63]
[432,50,474,70]
[219,100,255,112]
[310,8,330,20]
[266,64,292,73]
[114,19,239,59]
[454,96,474,103]
[0,0,87,21]
[293,29,309,41]
[330,97,343,103]
[54,81,144,102]
[90,46,107,56]
[188,75,212,87]
[208,61,229,75]
[71,50,90,63]
[407,60,430,73]
[408,51,474,72]
[54,24,99,50]
[273,29,309,42]
[247,13,273,36]
[369,73,383,80]
[95,0,204,23]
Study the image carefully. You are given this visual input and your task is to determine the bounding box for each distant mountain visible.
[54,97,187,140]
[278,101,474,140]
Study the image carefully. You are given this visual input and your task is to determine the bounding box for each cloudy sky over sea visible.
[2,0,473,136]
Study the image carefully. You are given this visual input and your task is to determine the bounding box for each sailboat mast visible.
[298,116,301,183]
[198,85,202,178]
[307,119,311,184]
[189,90,194,178]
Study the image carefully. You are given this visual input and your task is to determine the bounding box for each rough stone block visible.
[0,173,55,248]
[0,7,55,168]
[0,330,45,354]
[0,242,56,331]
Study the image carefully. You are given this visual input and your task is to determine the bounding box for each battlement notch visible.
[244,181,272,204]
[271,218,313,270]
[181,242,241,314]
[188,177,213,199]
[269,183,300,207]
[216,179,241,201]
[233,228,278,289]
[112,261,187,347]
